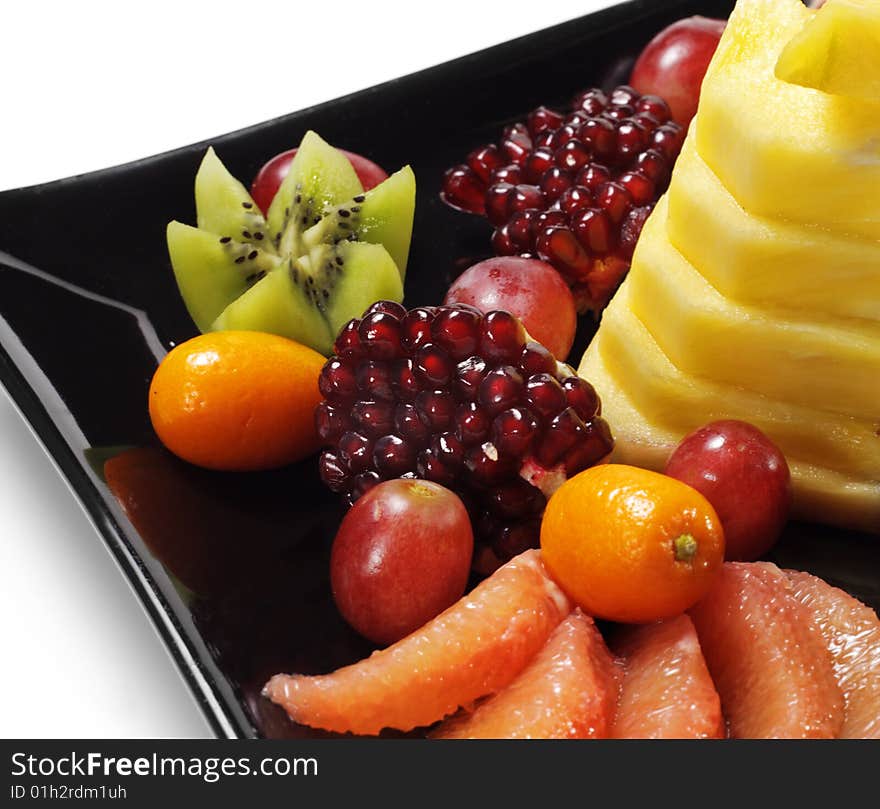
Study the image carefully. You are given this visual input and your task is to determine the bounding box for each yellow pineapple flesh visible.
[579,0,880,533]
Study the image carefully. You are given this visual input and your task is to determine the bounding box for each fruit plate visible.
[0,0,876,740]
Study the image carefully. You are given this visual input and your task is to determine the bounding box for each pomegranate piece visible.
[611,614,724,739]
[787,570,880,739]
[431,610,620,739]
[689,562,845,739]
[317,302,614,568]
[664,420,792,562]
[263,549,571,735]
[440,85,685,313]
[629,16,727,128]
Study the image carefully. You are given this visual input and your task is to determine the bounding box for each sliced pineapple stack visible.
[579,0,880,532]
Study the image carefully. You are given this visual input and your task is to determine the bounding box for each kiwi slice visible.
[166,130,415,355]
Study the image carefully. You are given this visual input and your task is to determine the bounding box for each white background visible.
[0,0,620,737]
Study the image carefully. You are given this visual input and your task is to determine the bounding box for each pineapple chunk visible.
[776,0,880,100]
[667,132,880,322]
[628,197,880,421]
[696,0,880,237]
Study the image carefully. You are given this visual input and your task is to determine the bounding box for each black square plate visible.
[0,0,875,738]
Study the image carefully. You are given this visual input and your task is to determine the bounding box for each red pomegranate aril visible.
[561,376,600,420]
[349,470,381,503]
[400,307,436,352]
[534,209,568,231]
[478,367,524,416]
[319,450,349,492]
[555,140,592,172]
[520,341,558,377]
[524,149,556,184]
[556,186,594,216]
[605,105,635,123]
[508,184,545,216]
[491,225,517,256]
[539,167,573,203]
[611,85,640,107]
[489,164,523,185]
[527,106,565,136]
[416,449,456,487]
[565,111,590,128]
[576,163,612,193]
[525,373,567,420]
[485,183,515,227]
[634,149,669,185]
[488,478,546,520]
[501,123,533,164]
[562,418,614,475]
[415,389,455,431]
[479,310,526,364]
[319,358,357,402]
[573,88,608,115]
[535,226,592,279]
[595,182,632,224]
[364,300,407,319]
[455,402,491,446]
[339,430,375,474]
[491,407,539,458]
[620,206,653,259]
[373,434,417,478]
[652,123,685,160]
[315,401,351,443]
[441,165,486,215]
[618,171,655,206]
[467,144,505,183]
[616,120,649,160]
[506,210,538,250]
[351,401,395,438]
[415,344,454,387]
[579,118,616,158]
[358,312,403,360]
[356,361,394,401]
[454,355,489,401]
[333,318,363,361]
[535,407,587,467]
[429,432,465,469]
[395,402,429,445]
[578,208,615,255]
[465,442,515,487]
[391,358,420,401]
[430,308,481,361]
[634,94,671,123]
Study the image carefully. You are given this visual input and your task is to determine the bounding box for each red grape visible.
[329,479,474,645]
[629,16,727,127]
[664,420,792,562]
[443,257,578,361]
[250,147,388,215]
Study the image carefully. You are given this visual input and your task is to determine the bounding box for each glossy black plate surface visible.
[1,0,875,739]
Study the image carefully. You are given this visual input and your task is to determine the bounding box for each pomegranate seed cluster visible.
[441,86,685,313]
[316,301,614,563]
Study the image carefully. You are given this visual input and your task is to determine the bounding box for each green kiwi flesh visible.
[166,130,415,355]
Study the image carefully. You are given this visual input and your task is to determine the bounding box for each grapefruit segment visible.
[611,614,724,739]
[787,570,880,739]
[430,610,619,739]
[263,549,571,735]
[689,562,844,738]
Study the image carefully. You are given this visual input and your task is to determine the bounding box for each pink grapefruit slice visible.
[430,609,619,739]
[689,562,844,739]
[787,570,880,739]
[611,614,724,739]
[263,549,571,735]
